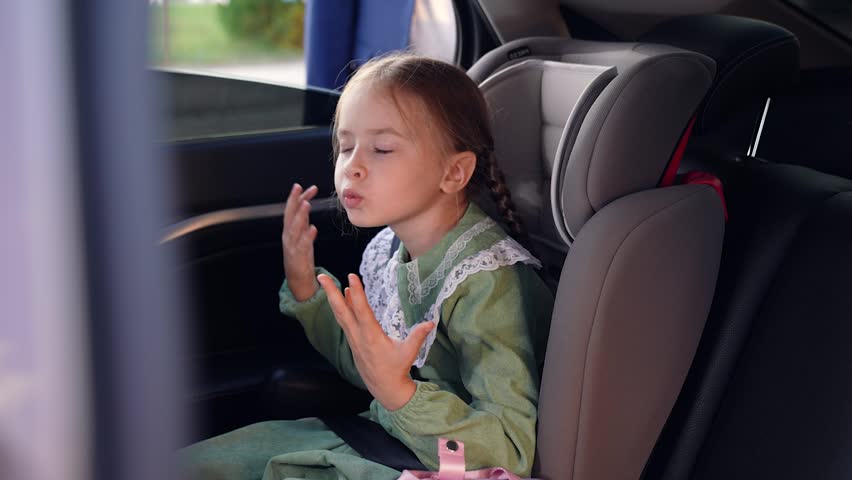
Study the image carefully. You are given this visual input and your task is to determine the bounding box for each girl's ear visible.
[440,151,477,194]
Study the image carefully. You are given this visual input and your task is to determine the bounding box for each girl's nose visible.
[344,150,366,180]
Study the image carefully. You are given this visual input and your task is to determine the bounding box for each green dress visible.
[181,203,554,480]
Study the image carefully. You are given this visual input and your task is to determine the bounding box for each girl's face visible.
[334,85,451,230]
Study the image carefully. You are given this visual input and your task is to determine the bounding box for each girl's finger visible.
[342,287,363,326]
[345,274,385,337]
[317,274,355,332]
[346,274,373,319]
[402,321,436,360]
[286,186,316,232]
[299,200,313,227]
[295,224,318,251]
[295,199,311,223]
[298,185,319,202]
[286,201,311,240]
[283,183,303,227]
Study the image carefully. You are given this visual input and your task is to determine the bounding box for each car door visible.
[158,72,380,441]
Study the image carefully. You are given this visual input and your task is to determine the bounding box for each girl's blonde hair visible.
[332,52,527,242]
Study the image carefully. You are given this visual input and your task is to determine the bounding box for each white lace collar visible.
[359,225,541,368]
[404,217,497,305]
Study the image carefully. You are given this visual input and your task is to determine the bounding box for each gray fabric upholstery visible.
[479,60,616,250]
[470,37,716,242]
[472,39,724,480]
[468,37,714,85]
[535,185,725,480]
[560,50,714,239]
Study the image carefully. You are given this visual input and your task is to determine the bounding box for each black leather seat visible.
[643,159,852,480]
[631,15,852,479]
[637,14,800,166]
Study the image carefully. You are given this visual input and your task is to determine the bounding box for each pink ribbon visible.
[438,438,466,480]
[396,438,532,480]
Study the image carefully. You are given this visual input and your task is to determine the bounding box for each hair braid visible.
[485,155,531,249]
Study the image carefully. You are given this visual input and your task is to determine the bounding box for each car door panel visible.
[160,72,375,440]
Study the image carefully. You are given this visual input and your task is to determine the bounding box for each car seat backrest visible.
[473,46,726,480]
[538,182,725,480]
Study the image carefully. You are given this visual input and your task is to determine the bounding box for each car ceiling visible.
[476,0,852,67]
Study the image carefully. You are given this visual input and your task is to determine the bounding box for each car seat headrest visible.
[469,37,715,86]
[475,39,715,243]
[480,60,614,247]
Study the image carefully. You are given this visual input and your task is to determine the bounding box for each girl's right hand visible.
[282,183,319,301]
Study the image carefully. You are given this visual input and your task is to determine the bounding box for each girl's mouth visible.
[341,190,363,208]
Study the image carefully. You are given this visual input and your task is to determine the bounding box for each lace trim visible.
[383,255,407,341]
[414,237,540,367]
[406,217,496,305]
[359,227,541,368]
[360,227,396,326]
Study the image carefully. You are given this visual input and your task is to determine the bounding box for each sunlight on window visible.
[148,0,460,88]
[410,0,458,63]
[149,0,307,86]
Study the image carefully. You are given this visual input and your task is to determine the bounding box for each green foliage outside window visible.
[149,0,304,65]
[218,0,305,50]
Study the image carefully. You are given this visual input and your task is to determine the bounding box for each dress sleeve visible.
[371,266,550,476]
[279,267,366,390]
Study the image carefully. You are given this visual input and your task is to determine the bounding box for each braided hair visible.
[484,154,528,243]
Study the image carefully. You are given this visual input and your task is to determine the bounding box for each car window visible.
[149,0,307,86]
[157,70,339,141]
[148,0,458,89]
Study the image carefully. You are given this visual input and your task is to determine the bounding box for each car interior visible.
[154,1,852,478]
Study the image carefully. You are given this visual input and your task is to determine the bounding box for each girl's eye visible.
[340,147,354,154]
[374,148,393,154]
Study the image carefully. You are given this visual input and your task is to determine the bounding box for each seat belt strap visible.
[318,236,423,472]
[320,415,427,471]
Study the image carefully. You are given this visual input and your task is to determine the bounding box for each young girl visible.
[183,53,553,480]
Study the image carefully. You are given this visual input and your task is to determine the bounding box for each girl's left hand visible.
[317,273,435,411]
